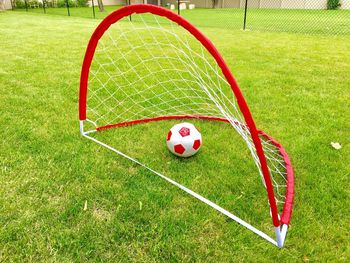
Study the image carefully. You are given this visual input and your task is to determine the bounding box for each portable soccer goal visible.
[79,4,294,248]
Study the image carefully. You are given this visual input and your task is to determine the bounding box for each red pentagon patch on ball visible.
[193,139,201,150]
[174,144,186,154]
[179,127,190,137]
[167,131,172,141]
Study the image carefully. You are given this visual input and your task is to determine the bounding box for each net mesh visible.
[86,14,287,215]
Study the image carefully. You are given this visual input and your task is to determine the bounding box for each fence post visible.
[66,0,70,16]
[128,0,131,21]
[92,0,96,18]
[177,0,180,15]
[43,0,46,13]
[243,0,248,30]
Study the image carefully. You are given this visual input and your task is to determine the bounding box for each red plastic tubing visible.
[79,4,294,226]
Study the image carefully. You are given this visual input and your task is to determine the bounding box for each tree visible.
[97,0,105,12]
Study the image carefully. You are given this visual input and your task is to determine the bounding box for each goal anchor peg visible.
[275,224,288,248]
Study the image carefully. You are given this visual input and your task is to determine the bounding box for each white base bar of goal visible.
[80,121,287,247]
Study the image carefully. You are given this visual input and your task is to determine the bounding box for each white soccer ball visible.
[166,122,202,157]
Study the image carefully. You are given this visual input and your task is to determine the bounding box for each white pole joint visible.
[275,224,288,248]
[79,120,85,135]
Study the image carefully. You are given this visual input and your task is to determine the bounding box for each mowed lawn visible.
[1,10,350,261]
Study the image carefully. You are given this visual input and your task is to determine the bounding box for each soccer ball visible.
[166,122,202,157]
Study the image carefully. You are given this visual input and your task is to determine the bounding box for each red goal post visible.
[79,4,294,247]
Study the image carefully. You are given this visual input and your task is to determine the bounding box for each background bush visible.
[327,0,341,9]
[76,0,88,7]
[57,0,74,7]
[15,0,26,8]
[28,0,39,7]
[56,0,88,7]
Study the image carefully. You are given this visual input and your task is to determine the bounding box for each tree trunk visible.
[97,0,105,12]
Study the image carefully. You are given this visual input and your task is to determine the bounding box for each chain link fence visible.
[5,0,350,35]
[178,0,350,35]
[5,0,113,18]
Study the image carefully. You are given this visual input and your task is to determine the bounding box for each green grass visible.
[15,5,350,34]
[1,9,350,261]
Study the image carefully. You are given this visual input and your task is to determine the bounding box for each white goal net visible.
[81,7,293,247]
[87,14,287,209]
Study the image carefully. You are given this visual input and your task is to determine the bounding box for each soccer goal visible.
[79,4,294,248]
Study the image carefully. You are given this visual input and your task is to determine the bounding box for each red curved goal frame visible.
[79,4,294,245]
